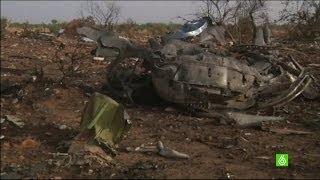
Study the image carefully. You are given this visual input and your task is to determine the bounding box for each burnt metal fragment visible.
[77,17,319,123]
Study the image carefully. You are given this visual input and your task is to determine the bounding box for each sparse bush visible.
[126,18,137,27]
[51,19,58,24]
[139,23,180,36]
[52,40,90,85]
[1,16,8,39]
[114,22,180,39]
[47,20,67,34]
[5,18,180,40]
[22,21,30,32]
[227,16,254,43]
[80,1,121,30]
[278,0,320,40]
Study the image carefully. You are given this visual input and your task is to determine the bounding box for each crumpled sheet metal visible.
[259,70,314,108]
[77,27,123,57]
[54,92,130,167]
[199,25,227,45]
[79,92,131,149]
[77,18,319,117]
[162,17,210,42]
[162,17,228,45]
[152,35,319,111]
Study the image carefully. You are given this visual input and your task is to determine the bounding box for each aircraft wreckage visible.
[77,17,319,125]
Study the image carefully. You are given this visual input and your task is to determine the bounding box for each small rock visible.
[59,125,67,130]
[0,135,4,140]
[12,98,18,104]
[45,132,52,136]
[225,144,234,149]
[160,136,165,140]
[17,90,24,97]
[52,89,60,94]
[255,156,271,160]
[226,172,234,179]
[11,43,18,47]
[244,133,251,136]
[164,106,176,112]
[6,115,24,128]
[19,155,25,160]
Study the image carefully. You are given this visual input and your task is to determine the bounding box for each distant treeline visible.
[1,17,181,36]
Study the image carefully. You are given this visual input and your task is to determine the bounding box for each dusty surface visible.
[1,31,320,179]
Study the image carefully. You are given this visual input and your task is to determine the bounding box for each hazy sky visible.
[1,1,283,24]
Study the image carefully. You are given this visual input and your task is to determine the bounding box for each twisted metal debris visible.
[77,17,319,123]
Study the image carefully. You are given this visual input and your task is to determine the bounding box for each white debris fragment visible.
[93,57,105,61]
[32,76,37,82]
[81,37,95,43]
[12,98,18,104]
[131,58,139,62]
[11,43,18,47]
[5,115,24,128]
[119,36,129,40]
[73,64,80,71]
[226,112,284,127]
[164,106,176,112]
[1,118,5,124]
[157,141,190,159]
[58,29,65,34]
[226,172,234,179]
[39,33,55,37]
[126,141,190,159]
[309,64,320,68]
[59,125,68,130]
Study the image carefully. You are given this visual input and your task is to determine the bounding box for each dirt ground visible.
[1,31,320,179]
